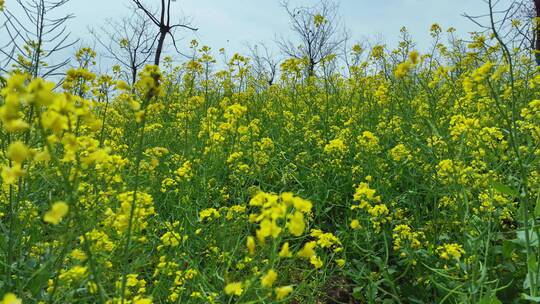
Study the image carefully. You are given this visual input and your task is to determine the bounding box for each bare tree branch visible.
[0,0,78,78]
[277,0,347,77]
[90,9,155,85]
[130,0,197,66]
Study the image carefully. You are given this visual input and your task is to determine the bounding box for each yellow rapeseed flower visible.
[275,285,293,300]
[314,14,326,27]
[293,197,312,213]
[324,138,347,154]
[1,293,22,304]
[394,62,411,78]
[1,164,26,185]
[287,211,305,236]
[310,255,323,269]
[7,141,30,164]
[297,241,317,259]
[279,242,292,258]
[256,219,282,241]
[224,282,243,296]
[44,201,69,225]
[437,243,465,261]
[133,298,153,304]
[261,269,278,288]
[409,50,420,64]
[246,236,256,255]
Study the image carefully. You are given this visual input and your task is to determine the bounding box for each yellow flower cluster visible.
[394,50,420,78]
[324,138,348,155]
[350,182,393,233]
[248,191,312,241]
[437,243,465,261]
[0,294,21,304]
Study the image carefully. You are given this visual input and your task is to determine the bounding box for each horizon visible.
[1,0,503,72]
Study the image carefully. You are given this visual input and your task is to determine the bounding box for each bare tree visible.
[248,43,280,86]
[509,0,540,65]
[463,0,540,65]
[131,0,197,66]
[90,10,155,85]
[277,0,347,77]
[0,0,78,78]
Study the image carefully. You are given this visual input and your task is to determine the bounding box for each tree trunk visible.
[535,0,540,66]
[131,66,137,86]
[308,59,315,77]
[154,31,167,66]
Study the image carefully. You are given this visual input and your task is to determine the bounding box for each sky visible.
[4,0,502,70]
[68,0,489,48]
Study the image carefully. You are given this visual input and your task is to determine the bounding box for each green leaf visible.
[529,255,538,273]
[521,293,540,302]
[535,188,540,217]
[352,286,363,300]
[515,229,539,248]
[426,120,441,137]
[367,282,379,301]
[502,240,515,258]
[492,181,518,197]
[478,295,502,304]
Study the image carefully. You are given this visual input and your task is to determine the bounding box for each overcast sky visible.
[4,0,501,70]
[70,0,490,47]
